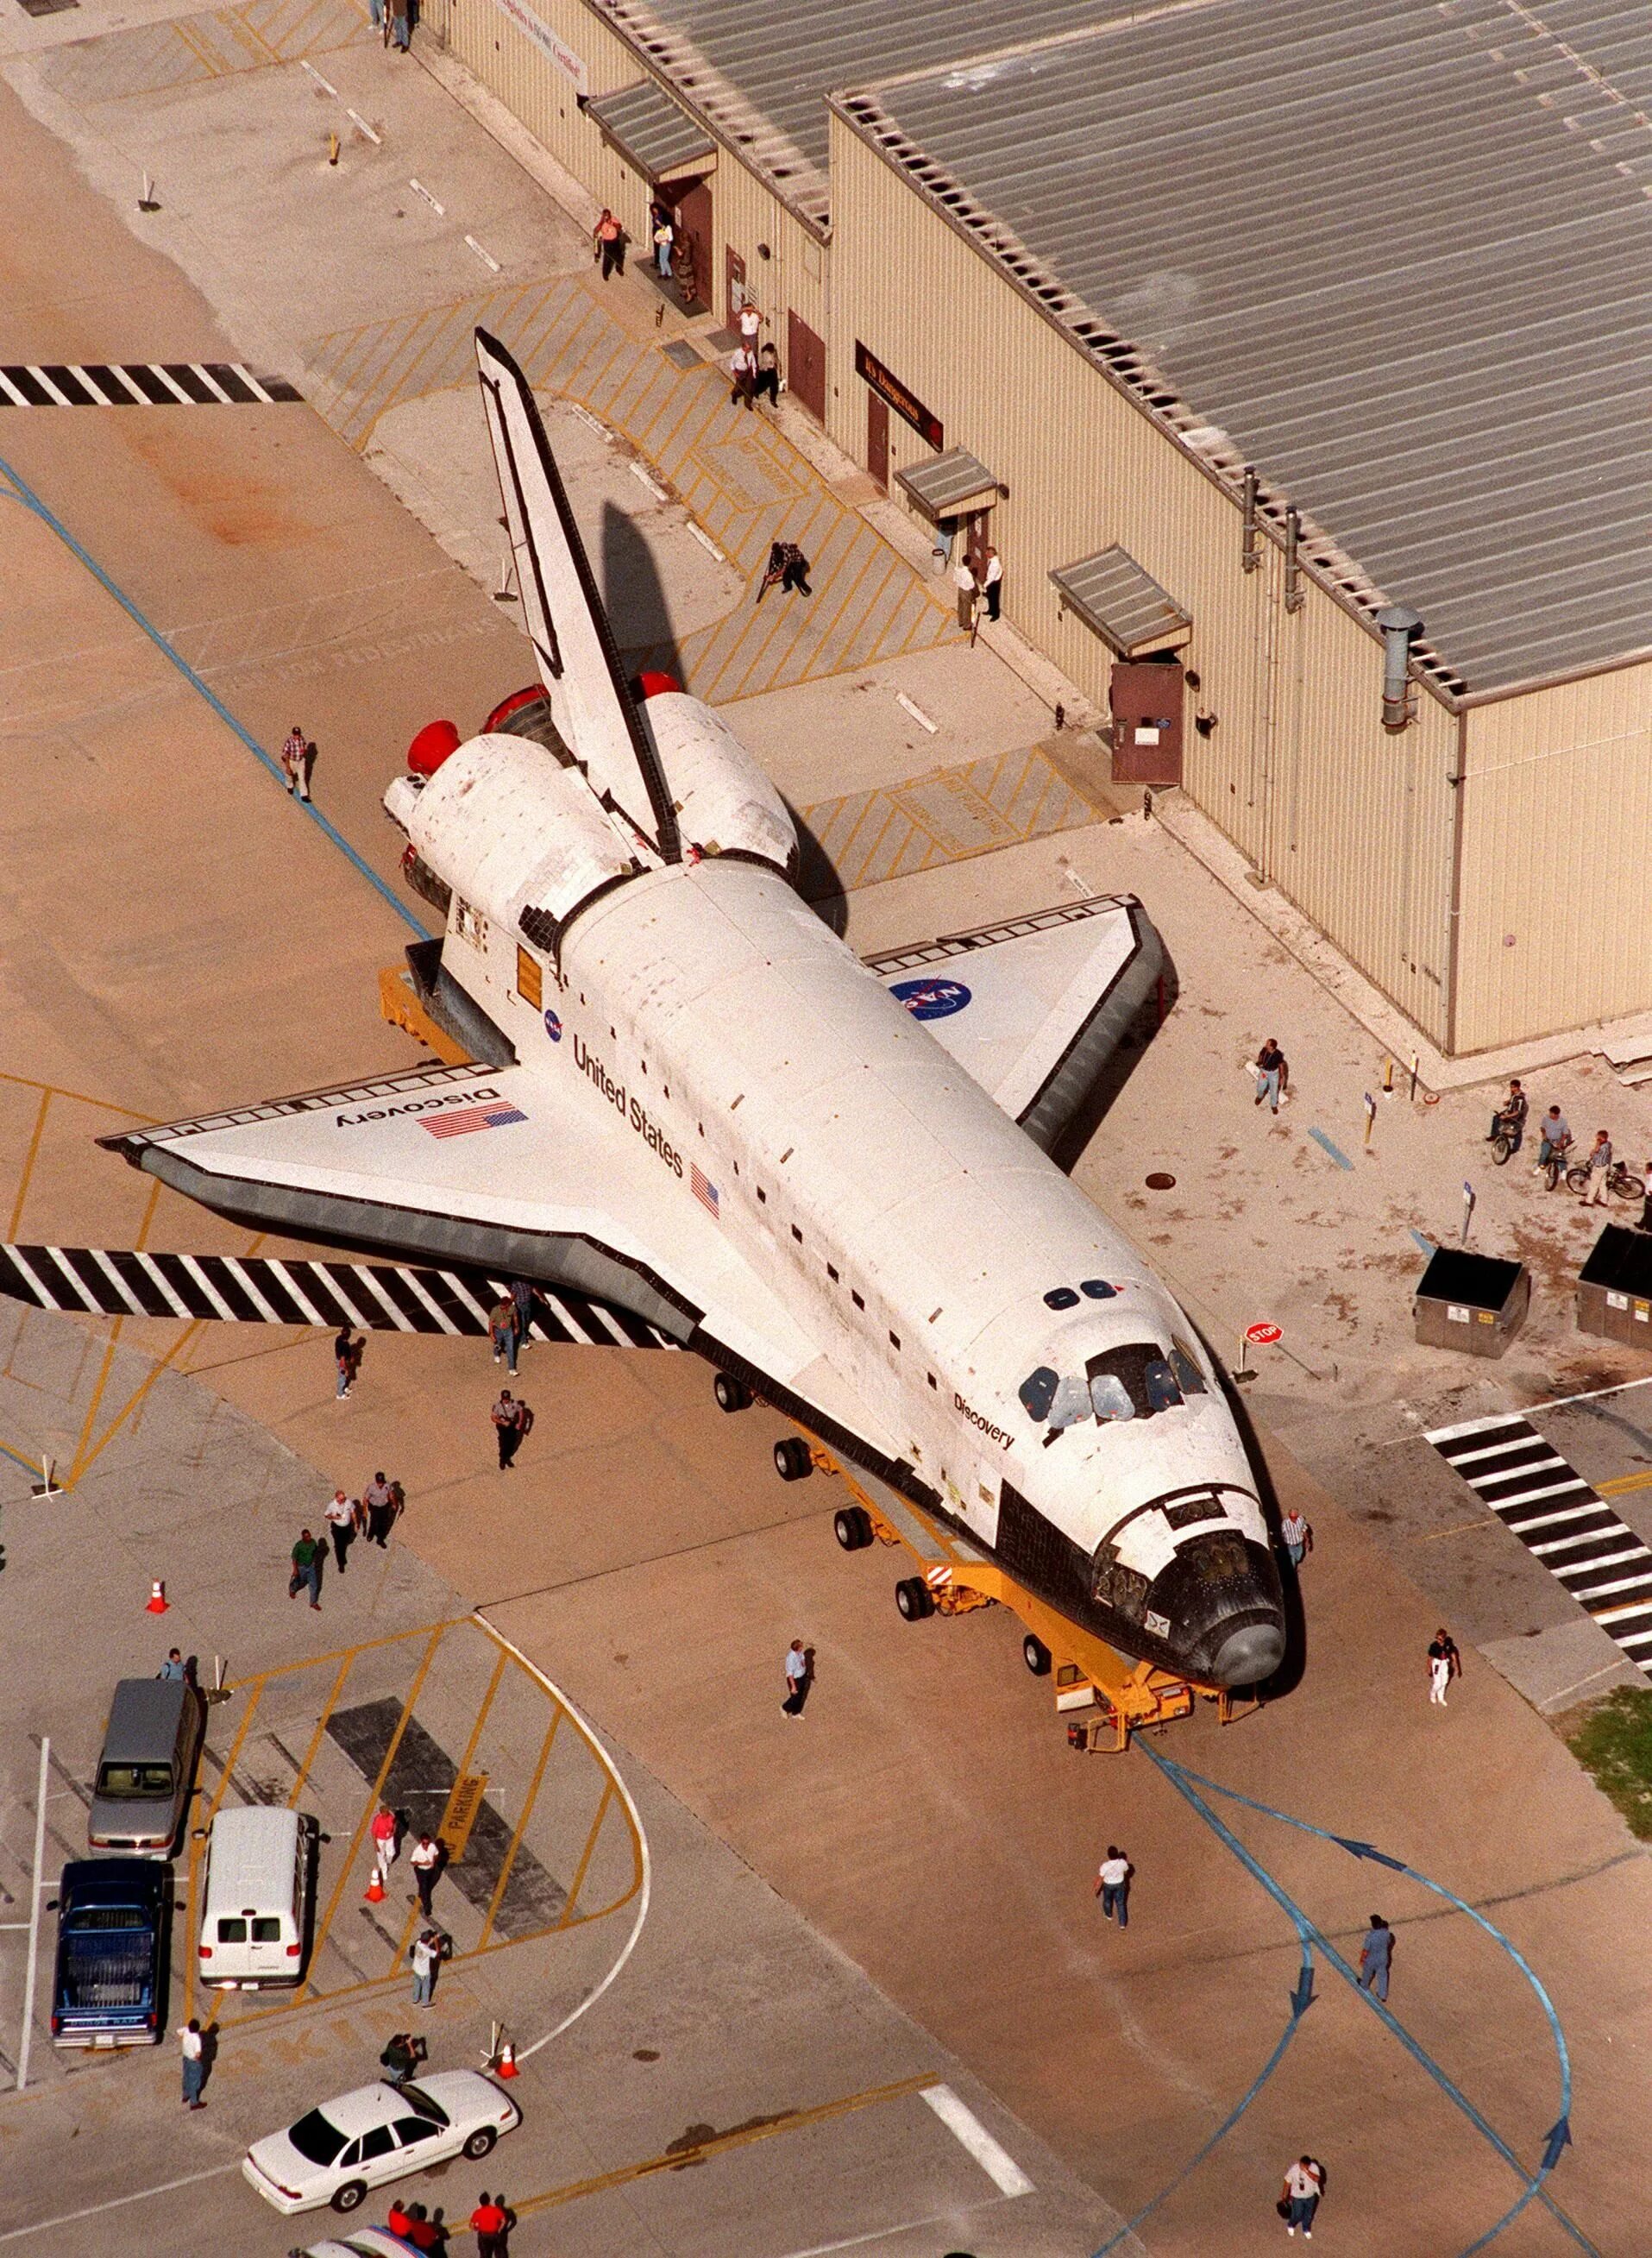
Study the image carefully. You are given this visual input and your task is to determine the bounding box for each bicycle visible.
[1489,1113,1526,1165]
[1562,1157,1643,1203]
[1536,1138,1573,1192]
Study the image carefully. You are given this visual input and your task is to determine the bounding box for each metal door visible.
[866,391,889,489]
[1109,661,1184,785]
[787,311,826,423]
[725,243,746,327]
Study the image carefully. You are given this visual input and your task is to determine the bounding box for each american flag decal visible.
[421,1102,529,1139]
[691,1164,720,1219]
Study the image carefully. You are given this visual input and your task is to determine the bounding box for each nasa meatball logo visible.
[543,1008,562,1043]
[891,977,972,1022]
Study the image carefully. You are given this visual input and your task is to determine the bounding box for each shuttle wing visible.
[97,1059,901,1463]
[864,893,1164,1154]
[474,327,681,863]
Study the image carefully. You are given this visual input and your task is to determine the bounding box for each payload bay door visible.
[1110,661,1184,785]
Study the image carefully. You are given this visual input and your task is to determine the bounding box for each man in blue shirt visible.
[1359,1915,1393,2003]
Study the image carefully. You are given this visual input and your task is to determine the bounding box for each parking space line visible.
[920,2084,1034,2195]
[775,2205,1013,2258]
[0,2163,240,2243]
[4,1088,51,1242]
[225,1618,467,1689]
[384,1642,511,1970]
[286,1649,358,1812]
[296,1621,449,2004]
[556,1780,612,1930]
[67,1318,203,1486]
[478,1703,561,1949]
[512,2071,943,2221]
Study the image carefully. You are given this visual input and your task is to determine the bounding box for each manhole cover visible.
[1145,1172,1177,1191]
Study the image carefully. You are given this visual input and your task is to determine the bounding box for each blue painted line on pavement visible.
[0,1440,42,1478]
[0,449,430,941]
[1100,1750,1597,2258]
[1308,1125,1354,1170]
[1411,1228,1437,1255]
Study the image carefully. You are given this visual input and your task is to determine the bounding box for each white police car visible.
[243,2071,518,2215]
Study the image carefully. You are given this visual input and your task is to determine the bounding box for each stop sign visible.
[1245,1322,1283,1347]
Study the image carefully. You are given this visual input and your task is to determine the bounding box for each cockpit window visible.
[1042,1286,1080,1311]
[1144,1356,1183,1413]
[1080,1279,1117,1301]
[1170,1343,1207,1396]
[1048,1373,1093,1431]
[1088,1372,1134,1423]
[1019,1367,1058,1422]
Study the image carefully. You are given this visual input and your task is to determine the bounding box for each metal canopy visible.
[894,447,1001,525]
[1050,546,1190,657]
[585,81,714,183]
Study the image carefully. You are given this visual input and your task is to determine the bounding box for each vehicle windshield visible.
[287,2108,349,2167]
[96,1764,173,1799]
[1021,1341,1208,1442]
[394,2082,449,2128]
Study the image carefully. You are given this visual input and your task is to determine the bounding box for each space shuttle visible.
[99,330,1285,1690]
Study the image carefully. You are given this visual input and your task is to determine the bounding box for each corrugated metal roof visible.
[895,446,1000,521]
[850,0,1652,695]
[1051,545,1191,657]
[585,79,715,179]
[589,0,1134,224]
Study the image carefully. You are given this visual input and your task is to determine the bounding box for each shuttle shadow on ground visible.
[789,803,850,932]
[602,499,683,670]
[1046,945,1181,1173]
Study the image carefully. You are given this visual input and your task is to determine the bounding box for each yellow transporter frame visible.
[805,1443,1247,1752]
[378,971,1241,1749]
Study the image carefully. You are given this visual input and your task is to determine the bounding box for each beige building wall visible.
[828,116,1460,1047]
[421,0,827,367]
[1455,660,1652,1052]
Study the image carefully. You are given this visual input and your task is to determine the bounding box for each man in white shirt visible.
[1280,2154,1324,2237]
[782,1638,812,1717]
[410,1928,442,2006]
[323,1489,359,1574]
[1279,1509,1312,1569]
[180,2019,207,2109]
[953,558,978,632]
[410,1832,443,1917]
[980,544,1003,620]
[1095,1846,1132,1927]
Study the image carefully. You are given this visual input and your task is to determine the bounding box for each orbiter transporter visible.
[106,331,1285,1690]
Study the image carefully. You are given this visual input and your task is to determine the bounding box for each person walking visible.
[1278,1508,1312,1570]
[980,545,1003,621]
[1280,2154,1324,2238]
[334,1324,362,1400]
[1486,1078,1528,1151]
[953,557,978,632]
[388,0,410,53]
[159,1648,187,1681]
[1095,1845,1132,1926]
[1358,1915,1393,2003]
[1254,1038,1289,1114]
[180,2017,207,2109]
[753,340,781,409]
[593,208,624,280]
[778,541,812,595]
[280,724,311,802]
[488,1296,520,1378]
[469,2192,512,2256]
[371,1801,399,1889]
[324,1488,360,1575]
[1580,1129,1614,1205]
[781,1638,811,1717]
[1428,1627,1462,1705]
[493,1390,532,1469]
[410,1927,443,2007]
[728,343,757,410]
[364,1469,402,1548]
[410,1832,443,1918]
[509,1278,537,1350]
[289,1528,323,1610]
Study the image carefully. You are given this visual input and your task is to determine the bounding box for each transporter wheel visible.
[832,1506,873,1551]
[713,1373,751,1413]
[895,1576,934,1622]
[1022,1633,1052,1676]
[774,1437,813,1482]
[331,2182,367,2215]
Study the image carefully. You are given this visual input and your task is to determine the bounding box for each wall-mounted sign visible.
[487,0,588,92]
[854,342,943,450]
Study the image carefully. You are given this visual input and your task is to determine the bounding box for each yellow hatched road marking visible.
[5,1089,52,1243]
[557,1780,612,1929]
[479,1703,561,1948]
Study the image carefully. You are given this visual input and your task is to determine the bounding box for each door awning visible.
[895,447,1001,525]
[1050,544,1191,657]
[585,81,715,182]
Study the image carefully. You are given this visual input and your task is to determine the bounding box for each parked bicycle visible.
[1562,1156,1643,1203]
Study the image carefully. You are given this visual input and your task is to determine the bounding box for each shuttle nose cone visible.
[1209,1620,1285,1688]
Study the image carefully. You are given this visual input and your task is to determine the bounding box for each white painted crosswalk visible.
[1425,1412,1652,1671]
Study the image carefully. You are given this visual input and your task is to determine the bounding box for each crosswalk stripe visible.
[0,362,303,407]
[1426,1412,1652,1675]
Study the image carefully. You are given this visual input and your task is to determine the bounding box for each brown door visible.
[964,512,990,578]
[1109,660,1184,785]
[725,243,746,328]
[866,391,889,489]
[665,180,710,314]
[787,311,826,423]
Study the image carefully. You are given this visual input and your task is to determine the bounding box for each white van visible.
[198,1807,312,1990]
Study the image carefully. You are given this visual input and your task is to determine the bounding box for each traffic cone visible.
[364,1873,386,1903]
[494,2041,518,2079]
[146,1579,169,1614]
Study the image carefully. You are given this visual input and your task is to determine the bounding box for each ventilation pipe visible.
[1377,605,1423,733]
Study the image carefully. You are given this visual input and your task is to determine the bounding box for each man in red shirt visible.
[469,2190,512,2254]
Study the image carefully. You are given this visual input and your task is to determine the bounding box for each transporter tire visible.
[1022,1633,1052,1676]
[713,1373,751,1413]
[774,1437,812,1482]
[895,1577,934,1622]
[832,1506,873,1551]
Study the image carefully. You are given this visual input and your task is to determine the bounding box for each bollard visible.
[329,132,340,166]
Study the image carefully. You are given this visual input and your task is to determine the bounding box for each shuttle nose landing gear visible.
[713,1372,751,1412]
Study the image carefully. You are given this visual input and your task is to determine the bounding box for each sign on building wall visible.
[854,342,943,450]
[487,0,589,91]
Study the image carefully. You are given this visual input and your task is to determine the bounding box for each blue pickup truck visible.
[50,1859,170,2047]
